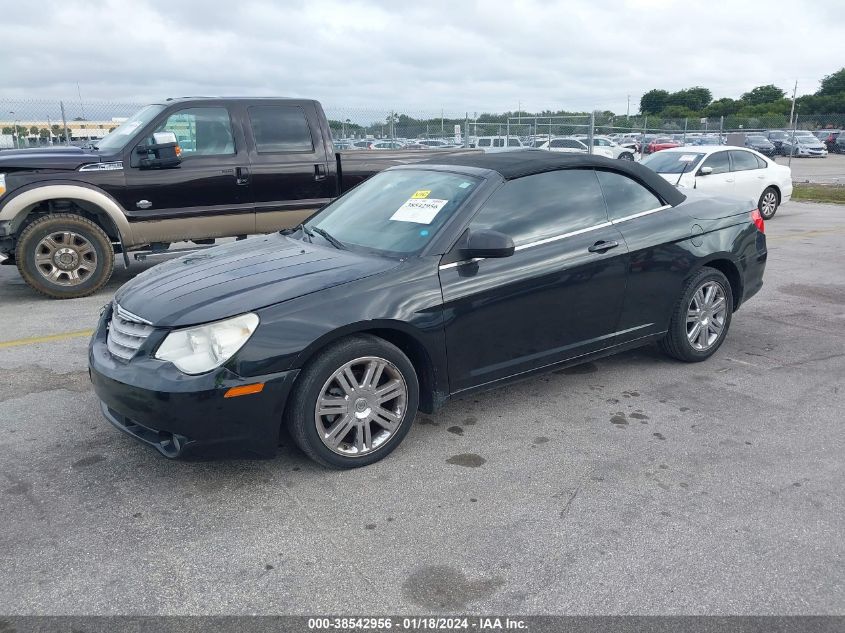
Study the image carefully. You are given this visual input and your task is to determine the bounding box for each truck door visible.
[240,102,337,232]
[120,105,255,240]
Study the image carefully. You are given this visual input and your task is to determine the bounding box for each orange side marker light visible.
[224,383,265,398]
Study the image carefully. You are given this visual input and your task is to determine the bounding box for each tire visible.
[758,187,780,220]
[618,152,634,161]
[285,334,419,468]
[658,267,733,363]
[15,213,114,299]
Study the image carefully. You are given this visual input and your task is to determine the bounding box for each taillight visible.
[751,208,765,233]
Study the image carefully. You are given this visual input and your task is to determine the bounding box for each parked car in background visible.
[535,137,613,158]
[641,145,791,219]
[814,130,841,152]
[744,134,777,157]
[352,140,375,150]
[766,130,790,154]
[688,136,722,147]
[645,137,682,154]
[0,97,477,298]
[473,136,524,151]
[836,133,845,154]
[89,151,767,466]
[781,132,828,158]
[372,140,406,149]
[574,135,636,160]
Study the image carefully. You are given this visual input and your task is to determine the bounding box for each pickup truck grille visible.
[107,303,154,361]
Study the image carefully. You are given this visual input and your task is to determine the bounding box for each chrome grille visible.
[107,303,154,361]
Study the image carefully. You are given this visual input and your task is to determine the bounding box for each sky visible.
[2,0,844,118]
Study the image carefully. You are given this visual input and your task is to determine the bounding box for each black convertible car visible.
[89,152,767,468]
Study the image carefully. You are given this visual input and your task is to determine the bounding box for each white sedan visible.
[536,137,614,159]
[640,145,792,219]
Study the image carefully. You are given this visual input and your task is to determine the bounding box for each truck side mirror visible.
[136,132,182,169]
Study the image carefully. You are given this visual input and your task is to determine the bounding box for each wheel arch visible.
[697,256,743,311]
[291,320,443,414]
[0,183,133,245]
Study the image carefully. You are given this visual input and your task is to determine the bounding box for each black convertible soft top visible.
[423,149,686,207]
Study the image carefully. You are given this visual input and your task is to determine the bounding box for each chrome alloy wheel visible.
[315,356,408,456]
[686,281,727,351]
[760,190,778,217]
[34,231,97,286]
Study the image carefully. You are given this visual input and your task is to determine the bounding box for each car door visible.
[120,105,254,234]
[594,169,681,343]
[693,149,733,195]
[439,169,629,393]
[241,102,337,233]
[728,149,767,203]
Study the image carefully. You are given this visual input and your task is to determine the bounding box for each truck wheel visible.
[15,213,114,299]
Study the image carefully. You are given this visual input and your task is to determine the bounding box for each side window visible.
[478,138,491,147]
[730,150,762,171]
[755,155,768,169]
[248,105,314,153]
[700,151,730,175]
[595,170,663,221]
[155,107,234,156]
[508,138,520,147]
[550,139,564,148]
[493,138,504,147]
[469,170,608,247]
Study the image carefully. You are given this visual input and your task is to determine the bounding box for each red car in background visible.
[646,137,682,154]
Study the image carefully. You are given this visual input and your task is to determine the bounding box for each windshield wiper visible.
[281,223,314,240]
[311,227,345,250]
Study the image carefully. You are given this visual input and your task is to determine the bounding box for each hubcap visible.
[686,281,727,351]
[34,231,97,286]
[761,192,777,216]
[315,356,408,457]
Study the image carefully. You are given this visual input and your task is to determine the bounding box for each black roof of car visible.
[421,149,686,206]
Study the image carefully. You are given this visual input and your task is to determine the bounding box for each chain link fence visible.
[2,98,844,150]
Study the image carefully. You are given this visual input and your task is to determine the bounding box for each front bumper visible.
[795,147,827,157]
[88,307,300,458]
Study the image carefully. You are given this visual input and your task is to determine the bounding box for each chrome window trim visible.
[610,204,671,225]
[438,204,673,271]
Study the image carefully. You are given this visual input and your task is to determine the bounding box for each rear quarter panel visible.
[614,193,760,340]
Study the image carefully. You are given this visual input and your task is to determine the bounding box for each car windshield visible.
[641,151,705,174]
[305,169,480,256]
[747,136,767,142]
[93,104,166,151]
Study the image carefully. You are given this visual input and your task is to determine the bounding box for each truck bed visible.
[336,148,481,192]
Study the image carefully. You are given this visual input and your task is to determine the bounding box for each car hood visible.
[114,234,400,328]
[0,146,108,170]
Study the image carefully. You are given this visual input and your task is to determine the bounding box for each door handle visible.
[588,240,619,253]
[235,166,249,186]
[314,164,328,181]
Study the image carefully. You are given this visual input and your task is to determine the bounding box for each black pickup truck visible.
[0,97,474,298]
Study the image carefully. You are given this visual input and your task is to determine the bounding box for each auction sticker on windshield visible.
[679,154,698,162]
[390,198,449,224]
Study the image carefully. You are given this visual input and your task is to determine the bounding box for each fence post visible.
[60,100,69,144]
[642,116,648,157]
[587,111,595,155]
[464,112,469,148]
[683,118,688,145]
[719,115,724,138]
[506,118,510,142]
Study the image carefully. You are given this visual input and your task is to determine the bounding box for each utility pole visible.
[788,80,798,128]
[626,95,630,120]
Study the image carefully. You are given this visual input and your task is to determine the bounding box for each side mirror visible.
[136,131,182,169]
[462,229,515,259]
[698,166,713,176]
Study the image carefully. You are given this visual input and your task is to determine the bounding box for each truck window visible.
[155,107,235,156]
[248,105,314,153]
[478,138,491,147]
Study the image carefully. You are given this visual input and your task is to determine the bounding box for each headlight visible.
[155,313,259,375]
[0,174,6,197]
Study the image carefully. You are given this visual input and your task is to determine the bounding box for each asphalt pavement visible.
[0,201,843,615]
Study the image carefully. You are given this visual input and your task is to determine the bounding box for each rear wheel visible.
[15,213,114,299]
[758,187,780,220]
[659,268,733,362]
[618,152,634,161]
[285,334,419,468]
